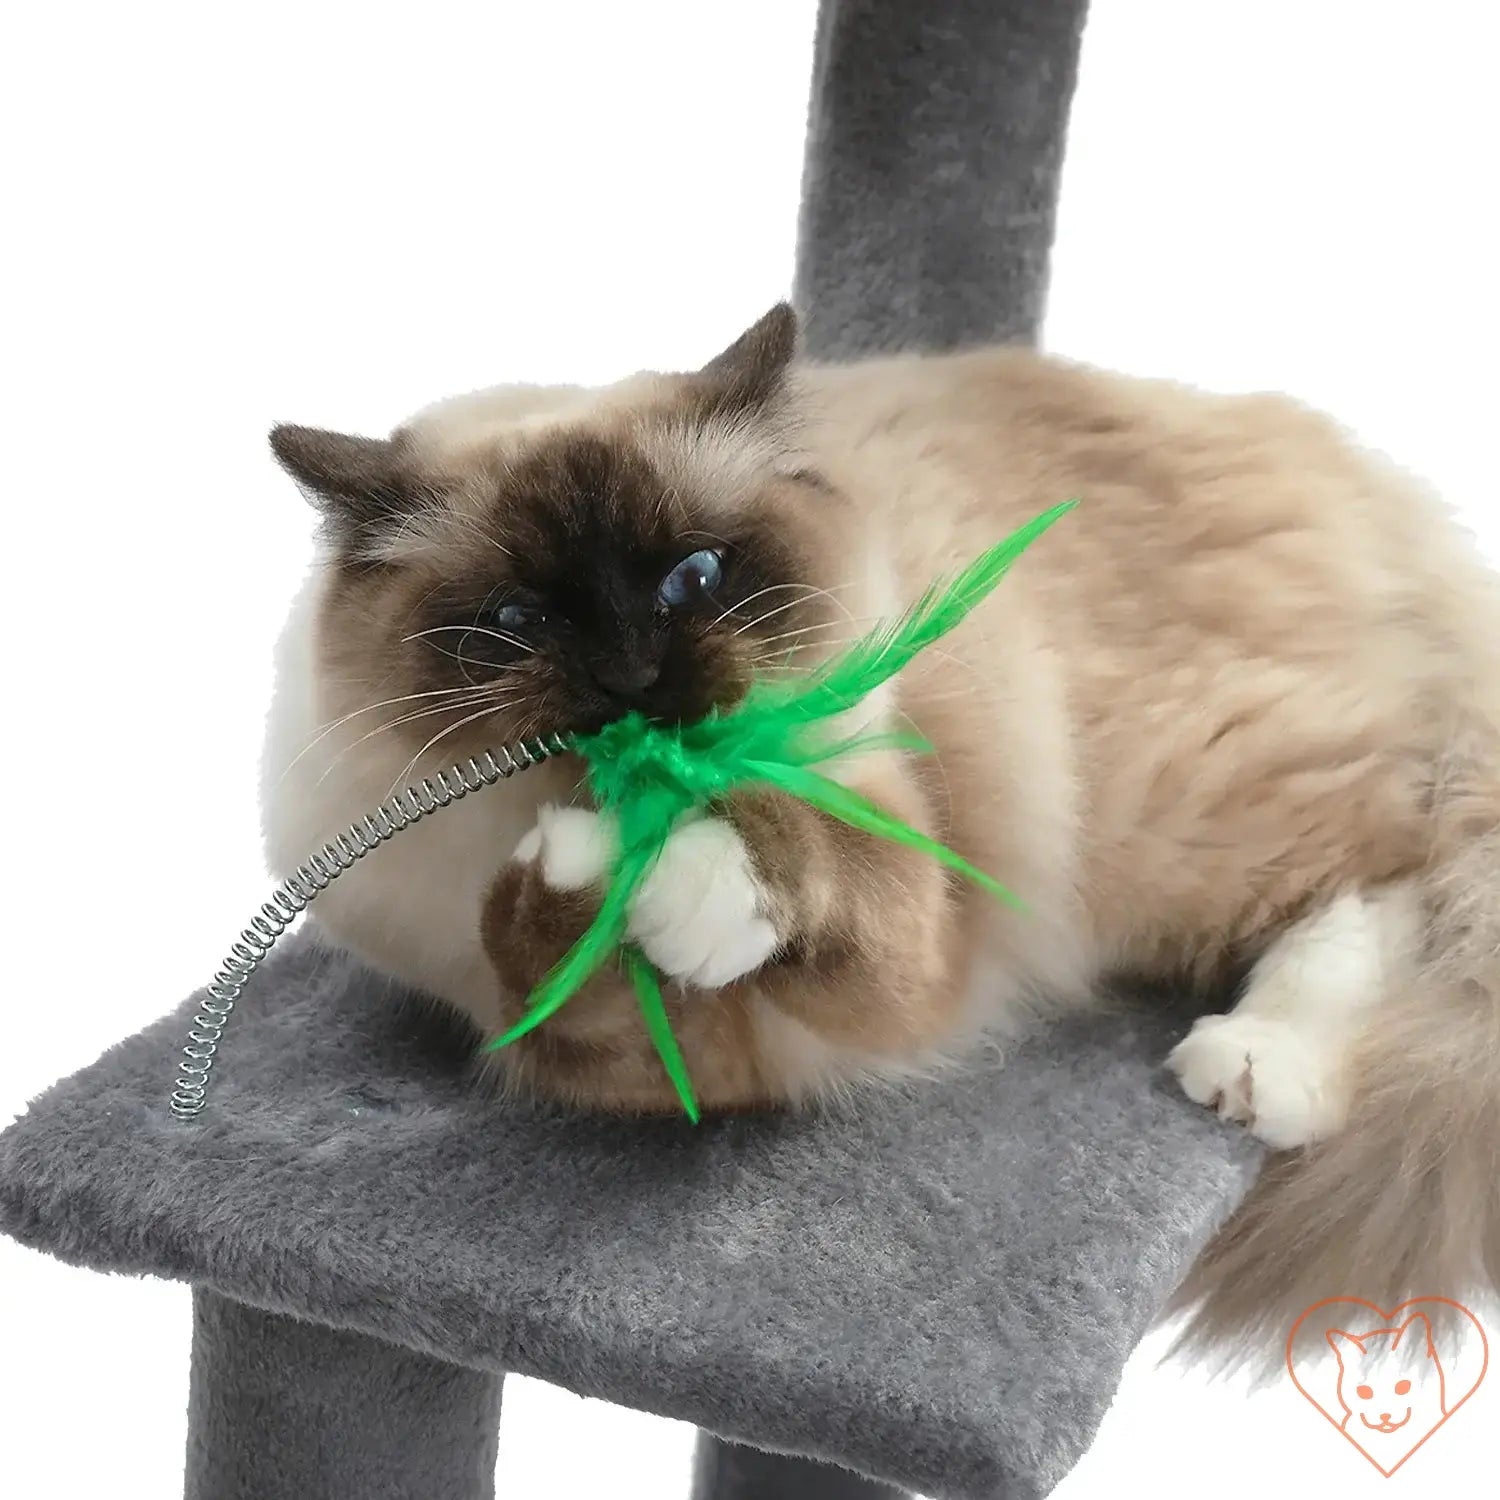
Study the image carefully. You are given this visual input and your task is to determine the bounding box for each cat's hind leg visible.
[1166,888,1419,1150]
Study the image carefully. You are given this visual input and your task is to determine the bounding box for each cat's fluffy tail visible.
[1169,710,1500,1373]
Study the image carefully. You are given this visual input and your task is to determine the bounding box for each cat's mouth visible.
[563,676,750,738]
[1359,1408,1412,1433]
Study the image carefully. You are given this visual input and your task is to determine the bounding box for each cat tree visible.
[0,3,1262,1496]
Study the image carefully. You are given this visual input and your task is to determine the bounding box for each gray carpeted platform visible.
[0,937,1258,1499]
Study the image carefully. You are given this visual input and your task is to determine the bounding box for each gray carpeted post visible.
[184,1289,505,1500]
[794,0,1091,361]
[696,5,1090,1494]
[690,1437,908,1500]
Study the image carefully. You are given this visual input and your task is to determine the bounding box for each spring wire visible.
[168,732,571,1119]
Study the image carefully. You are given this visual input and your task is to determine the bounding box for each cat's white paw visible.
[1166,1013,1347,1150]
[628,816,781,988]
[512,805,617,891]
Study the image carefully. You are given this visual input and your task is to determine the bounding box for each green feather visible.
[484,501,1077,1114]
[759,498,1077,724]
[743,762,1025,909]
[625,945,701,1123]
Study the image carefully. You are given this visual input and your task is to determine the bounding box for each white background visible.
[2,2,1496,1496]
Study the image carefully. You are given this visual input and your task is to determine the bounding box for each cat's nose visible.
[590,655,662,698]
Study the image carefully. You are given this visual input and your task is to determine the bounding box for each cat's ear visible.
[269,424,414,548]
[1326,1329,1365,1360]
[697,302,799,419]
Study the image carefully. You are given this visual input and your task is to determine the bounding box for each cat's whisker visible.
[419,499,514,560]
[747,630,858,660]
[404,634,535,687]
[729,582,863,638]
[729,595,814,638]
[792,581,860,626]
[749,650,846,673]
[509,702,547,748]
[752,616,883,649]
[378,483,506,560]
[314,689,525,789]
[276,684,485,784]
[707,583,796,631]
[401,637,493,685]
[709,580,854,631]
[403,624,536,656]
[677,525,731,550]
[654,484,682,530]
[385,696,536,800]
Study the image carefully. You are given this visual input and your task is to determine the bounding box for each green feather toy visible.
[485,500,1077,1119]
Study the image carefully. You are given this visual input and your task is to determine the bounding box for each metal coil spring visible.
[169,732,571,1119]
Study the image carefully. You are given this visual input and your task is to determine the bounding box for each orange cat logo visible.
[1286,1298,1488,1476]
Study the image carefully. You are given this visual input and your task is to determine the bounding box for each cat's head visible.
[271,305,850,755]
[1327,1313,1448,1433]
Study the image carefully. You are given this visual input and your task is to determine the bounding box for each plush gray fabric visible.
[0,936,1259,1499]
[795,0,1091,360]
[185,1287,505,1500]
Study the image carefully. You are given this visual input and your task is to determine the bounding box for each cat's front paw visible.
[628,816,782,988]
[1166,1013,1348,1150]
[512,804,617,891]
[485,805,615,998]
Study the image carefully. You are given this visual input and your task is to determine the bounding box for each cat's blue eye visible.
[489,602,541,633]
[658,548,724,609]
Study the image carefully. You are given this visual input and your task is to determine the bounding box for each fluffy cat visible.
[262,304,1500,1362]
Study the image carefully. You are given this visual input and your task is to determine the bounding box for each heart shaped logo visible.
[1286,1298,1488,1476]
